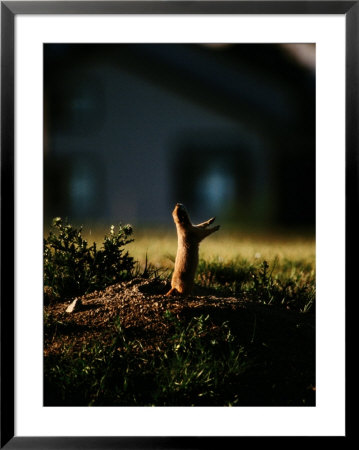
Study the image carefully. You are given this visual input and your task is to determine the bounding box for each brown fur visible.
[166,203,220,296]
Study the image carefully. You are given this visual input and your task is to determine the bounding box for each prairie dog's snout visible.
[173,203,191,227]
[166,203,220,296]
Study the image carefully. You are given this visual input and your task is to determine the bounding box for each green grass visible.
[196,257,315,313]
[44,305,315,406]
[44,225,315,406]
[44,313,252,406]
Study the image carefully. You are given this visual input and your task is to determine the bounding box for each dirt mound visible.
[44,277,314,358]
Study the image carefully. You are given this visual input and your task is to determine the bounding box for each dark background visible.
[44,43,315,231]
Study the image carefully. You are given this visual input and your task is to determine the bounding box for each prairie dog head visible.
[172,203,192,229]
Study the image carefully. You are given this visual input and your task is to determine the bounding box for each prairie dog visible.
[166,203,220,296]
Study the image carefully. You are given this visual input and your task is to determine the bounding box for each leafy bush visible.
[44,218,135,302]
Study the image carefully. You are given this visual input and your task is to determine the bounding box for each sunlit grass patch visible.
[65,224,315,270]
[126,228,315,270]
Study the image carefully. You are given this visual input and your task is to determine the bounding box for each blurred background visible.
[44,43,315,239]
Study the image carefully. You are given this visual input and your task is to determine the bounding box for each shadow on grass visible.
[44,296,315,407]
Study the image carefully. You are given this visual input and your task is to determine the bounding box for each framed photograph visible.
[1,1,353,447]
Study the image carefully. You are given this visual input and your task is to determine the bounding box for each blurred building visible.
[44,43,315,230]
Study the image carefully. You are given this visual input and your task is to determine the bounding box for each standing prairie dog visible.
[166,203,220,296]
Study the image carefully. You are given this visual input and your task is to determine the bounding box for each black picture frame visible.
[1,1,354,447]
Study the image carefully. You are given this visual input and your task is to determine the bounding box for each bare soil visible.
[44,277,315,359]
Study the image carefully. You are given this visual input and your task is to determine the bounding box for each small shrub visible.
[44,218,135,301]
